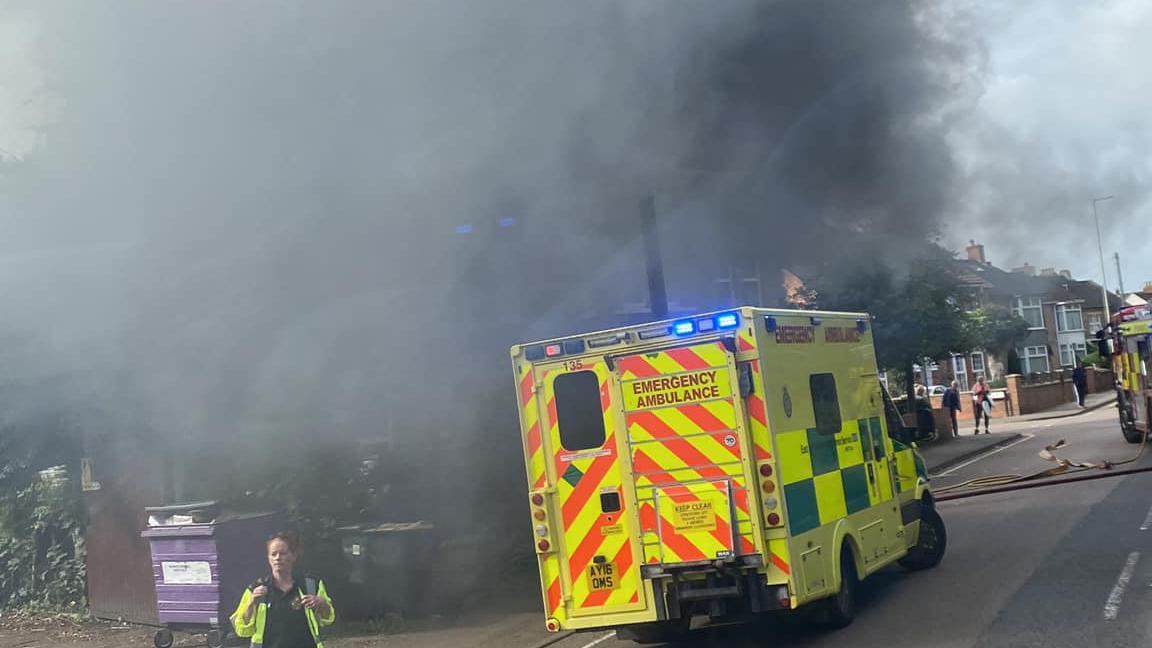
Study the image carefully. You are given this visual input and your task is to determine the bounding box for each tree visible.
[807,256,974,406]
[961,306,1030,369]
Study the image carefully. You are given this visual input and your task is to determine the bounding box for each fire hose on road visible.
[934,429,1151,502]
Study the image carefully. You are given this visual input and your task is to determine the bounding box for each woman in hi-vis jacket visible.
[230,531,336,648]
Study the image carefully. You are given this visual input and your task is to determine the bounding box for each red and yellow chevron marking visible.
[737,323,757,355]
[619,342,762,564]
[541,360,644,619]
[616,342,728,380]
[745,360,772,462]
[517,364,547,490]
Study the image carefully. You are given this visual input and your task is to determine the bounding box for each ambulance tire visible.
[899,505,947,571]
[152,629,174,648]
[616,617,690,645]
[822,545,858,630]
[1120,403,1141,443]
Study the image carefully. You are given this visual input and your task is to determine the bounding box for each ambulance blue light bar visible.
[672,320,696,336]
[716,312,740,330]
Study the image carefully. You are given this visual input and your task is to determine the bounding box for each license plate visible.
[586,562,619,592]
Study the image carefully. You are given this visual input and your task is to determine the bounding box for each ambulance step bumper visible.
[678,585,741,601]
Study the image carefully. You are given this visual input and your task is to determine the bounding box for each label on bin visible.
[161,561,212,585]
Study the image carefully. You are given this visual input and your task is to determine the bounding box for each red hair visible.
[266,530,301,554]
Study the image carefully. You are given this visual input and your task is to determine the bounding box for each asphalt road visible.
[543,407,1152,648]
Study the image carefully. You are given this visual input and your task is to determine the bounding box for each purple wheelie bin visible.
[142,502,282,648]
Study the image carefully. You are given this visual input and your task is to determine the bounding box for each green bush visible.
[0,467,86,612]
[1082,348,1110,369]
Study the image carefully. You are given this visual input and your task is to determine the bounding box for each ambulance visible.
[511,307,945,642]
[1102,305,1152,443]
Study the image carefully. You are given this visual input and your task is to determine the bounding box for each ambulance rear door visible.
[534,355,649,620]
[615,340,761,567]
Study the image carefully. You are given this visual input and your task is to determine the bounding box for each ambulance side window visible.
[554,370,607,451]
[810,373,842,436]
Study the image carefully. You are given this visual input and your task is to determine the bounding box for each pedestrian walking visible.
[972,375,992,434]
[1072,360,1088,407]
[942,380,962,438]
[230,531,336,648]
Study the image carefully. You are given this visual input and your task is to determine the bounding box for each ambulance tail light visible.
[537,539,551,552]
[531,493,545,506]
[759,464,773,477]
[778,589,792,609]
[545,618,560,632]
[544,343,564,358]
[766,512,782,526]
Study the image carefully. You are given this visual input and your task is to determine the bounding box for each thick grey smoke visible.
[0,1,977,536]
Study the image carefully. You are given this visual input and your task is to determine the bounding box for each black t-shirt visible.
[261,578,316,648]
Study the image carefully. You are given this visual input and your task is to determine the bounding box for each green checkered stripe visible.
[777,417,892,536]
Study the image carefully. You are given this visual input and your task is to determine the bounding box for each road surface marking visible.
[1104,552,1140,620]
[933,434,1035,477]
[1140,506,1152,531]
[578,632,615,648]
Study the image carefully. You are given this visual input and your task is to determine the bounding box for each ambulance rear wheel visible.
[152,629,174,648]
[822,545,857,630]
[1120,404,1142,443]
[899,505,947,571]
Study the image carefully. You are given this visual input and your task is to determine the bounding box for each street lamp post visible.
[1092,195,1115,323]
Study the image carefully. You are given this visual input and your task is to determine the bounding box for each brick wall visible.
[1006,368,1115,414]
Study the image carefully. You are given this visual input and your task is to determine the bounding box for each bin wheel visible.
[207,628,226,648]
[153,628,174,648]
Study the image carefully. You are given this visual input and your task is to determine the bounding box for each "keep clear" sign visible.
[624,369,730,410]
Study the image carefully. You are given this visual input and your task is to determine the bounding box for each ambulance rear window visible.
[810,373,842,436]
[554,370,607,451]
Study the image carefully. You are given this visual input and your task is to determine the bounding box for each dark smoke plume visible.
[0,0,977,564]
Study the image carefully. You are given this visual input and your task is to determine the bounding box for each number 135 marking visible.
[564,359,585,371]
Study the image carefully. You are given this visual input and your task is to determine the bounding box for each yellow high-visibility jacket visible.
[230,575,336,648]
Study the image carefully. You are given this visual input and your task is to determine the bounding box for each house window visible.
[1059,342,1088,367]
[952,355,970,391]
[1086,312,1105,333]
[1013,296,1044,329]
[971,352,986,382]
[1055,304,1084,333]
[1018,346,1050,374]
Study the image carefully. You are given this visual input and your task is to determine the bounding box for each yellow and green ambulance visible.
[511,307,945,643]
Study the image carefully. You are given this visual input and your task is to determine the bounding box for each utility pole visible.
[1114,251,1126,300]
[640,193,669,320]
[1092,195,1114,321]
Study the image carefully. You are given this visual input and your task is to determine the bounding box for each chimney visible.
[1039,267,1057,277]
[1011,262,1036,276]
[1059,269,1072,279]
[965,239,986,264]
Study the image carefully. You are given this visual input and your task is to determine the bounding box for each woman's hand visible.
[243,585,268,624]
[300,595,329,614]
